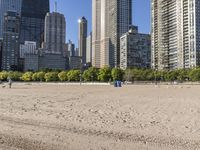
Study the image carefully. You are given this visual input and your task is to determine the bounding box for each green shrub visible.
[0,71,9,81]
[21,72,33,81]
[58,71,68,81]
[44,72,59,82]
[67,70,81,81]
[189,68,200,81]
[37,72,45,81]
[83,67,99,81]
[98,66,112,82]
[32,73,39,81]
[111,68,124,81]
[8,71,23,81]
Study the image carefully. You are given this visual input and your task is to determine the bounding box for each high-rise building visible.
[92,0,101,68]
[78,17,87,65]
[92,0,132,68]
[75,48,79,56]
[20,0,49,48]
[0,38,3,70]
[1,11,20,71]
[44,12,66,54]
[69,56,82,70]
[24,11,67,71]
[67,40,75,57]
[20,41,37,58]
[152,0,200,70]
[86,32,92,63]
[120,27,151,70]
[0,0,22,38]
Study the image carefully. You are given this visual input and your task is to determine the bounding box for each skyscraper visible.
[0,38,3,70]
[1,11,20,71]
[78,17,88,65]
[67,40,75,57]
[0,0,22,38]
[92,0,132,68]
[92,0,101,68]
[44,12,66,54]
[152,0,200,70]
[120,27,151,70]
[87,32,92,63]
[20,0,49,48]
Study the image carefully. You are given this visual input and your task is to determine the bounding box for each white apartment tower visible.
[152,0,200,70]
[92,0,132,68]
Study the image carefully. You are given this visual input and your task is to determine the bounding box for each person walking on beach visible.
[7,77,12,89]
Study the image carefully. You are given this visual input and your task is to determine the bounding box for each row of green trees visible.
[1,67,200,82]
[123,68,200,82]
[0,67,124,82]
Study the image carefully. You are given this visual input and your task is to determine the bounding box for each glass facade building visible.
[78,17,88,64]
[20,0,49,48]
[0,38,3,70]
[1,11,20,71]
[0,0,22,38]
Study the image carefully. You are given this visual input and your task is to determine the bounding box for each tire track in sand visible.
[0,115,199,150]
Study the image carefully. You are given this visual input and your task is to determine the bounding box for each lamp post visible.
[79,73,82,85]
[80,59,83,85]
[91,75,94,83]
[154,68,158,85]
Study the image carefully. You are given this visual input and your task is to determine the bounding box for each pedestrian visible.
[7,77,12,89]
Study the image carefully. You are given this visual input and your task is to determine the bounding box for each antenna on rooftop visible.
[54,0,58,12]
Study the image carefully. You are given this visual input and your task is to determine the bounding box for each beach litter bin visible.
[114,81,118,87]
[117,81,122,87]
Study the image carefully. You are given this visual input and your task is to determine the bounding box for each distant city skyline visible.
[49,0,151,46]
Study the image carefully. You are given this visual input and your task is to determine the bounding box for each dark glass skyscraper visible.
[0,38,3,70]
[0,0,22,38]
[78,17,88,64]
[20,0,49,48]
[2,11,20,71]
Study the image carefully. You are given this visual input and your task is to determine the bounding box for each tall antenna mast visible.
[54,0,57,12]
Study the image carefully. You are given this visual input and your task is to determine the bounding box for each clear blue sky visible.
[50,0,151,47]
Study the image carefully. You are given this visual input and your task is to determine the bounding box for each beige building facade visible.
[92,0,132,68]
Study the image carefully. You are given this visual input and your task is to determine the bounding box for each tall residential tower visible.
[151,0,200,70]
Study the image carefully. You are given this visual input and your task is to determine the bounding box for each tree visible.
[189,68,200,81]
[0,71,9,81]
[144,69,155,81]
[123,68,133,82]
[37,72,46,82]
[44,72,59,82]
[21,72,33,81]
[32,72,39,81]
[83,67,99,81]
[67,70,81,81]
[111,68,124,81]
[176,69,189,82]
[58,71,68,81]
[131,68,143,81]
[7,71,23,81]
[164,70,179,81]
[98,66,112,82]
